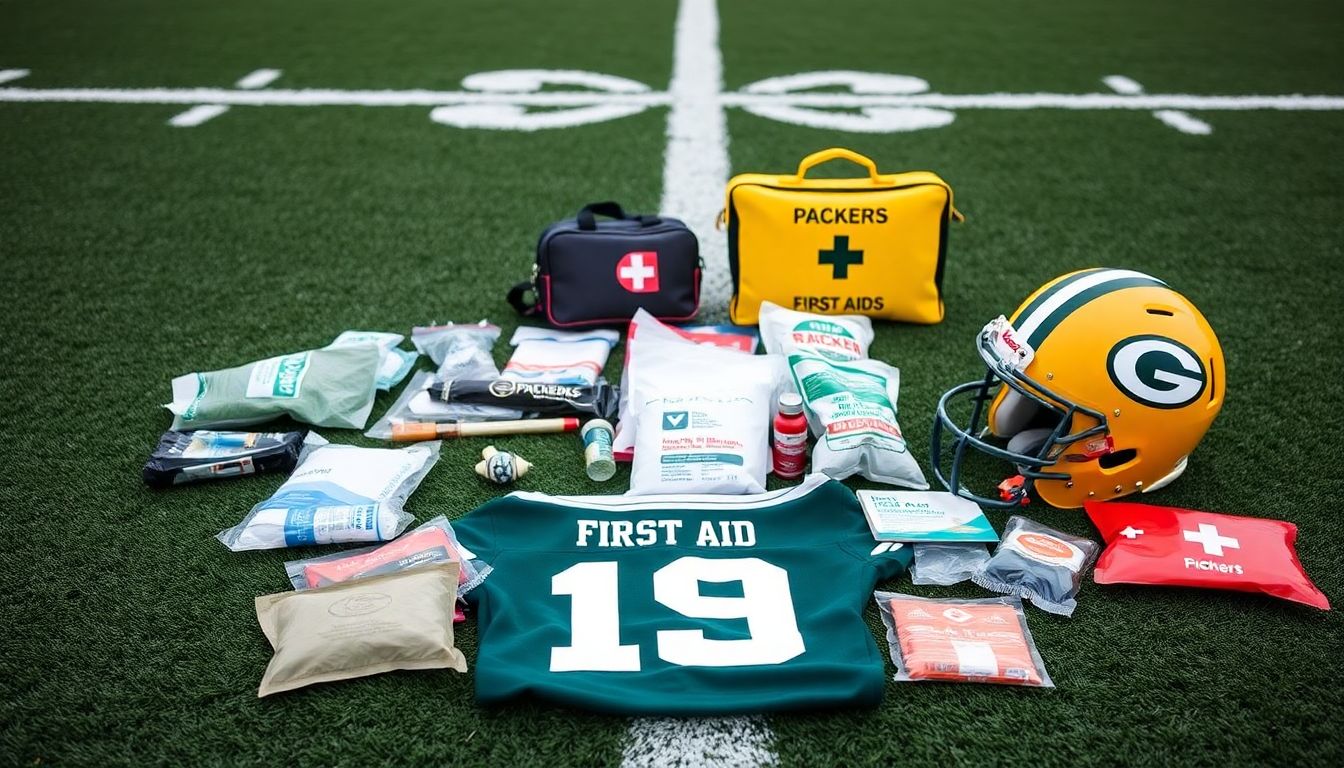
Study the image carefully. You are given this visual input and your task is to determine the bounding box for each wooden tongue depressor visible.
[391,417,580,442]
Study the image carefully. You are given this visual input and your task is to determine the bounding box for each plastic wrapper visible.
[616,309,785,461]
[216,434,439,551]
[1086,500,1329,610]
[911,543,991,586]
[166,344,381,430]
[327,330,417,390]
[503,327,618,385]
[142,429,305,488]
[971,516,1099,617]
[759,301,873,362]
[876,592,1053,687]
[424,378,619,421]
[787,352,927,488]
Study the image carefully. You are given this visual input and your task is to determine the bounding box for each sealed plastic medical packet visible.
[166,343,381,430]
[142,429,305,487]
[216,433,440,551]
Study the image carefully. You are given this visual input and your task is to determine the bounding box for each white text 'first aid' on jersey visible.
[452,475,912,715]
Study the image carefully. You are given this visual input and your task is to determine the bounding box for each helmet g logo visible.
[1107,335,1207,409]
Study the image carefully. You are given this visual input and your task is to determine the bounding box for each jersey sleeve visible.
[449,498,503,567]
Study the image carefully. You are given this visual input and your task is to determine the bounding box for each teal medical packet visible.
[856,491,998,543]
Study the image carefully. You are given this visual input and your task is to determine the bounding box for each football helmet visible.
[932,268,1225,509]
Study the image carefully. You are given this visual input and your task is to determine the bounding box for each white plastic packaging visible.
[504,327,619,386]
[327,330,417,391]
[628,379,775,495]
[616,309,785,461]
[788,353,928,488]
[759,301,874,362]
[911,543,991,586]
[216,434,440,551]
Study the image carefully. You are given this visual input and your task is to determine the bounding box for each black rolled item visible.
[426,379,620,422]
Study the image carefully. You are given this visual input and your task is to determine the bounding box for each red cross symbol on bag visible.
[616,251,660,293]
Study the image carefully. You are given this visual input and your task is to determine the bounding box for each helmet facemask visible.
[931,317,1111,509]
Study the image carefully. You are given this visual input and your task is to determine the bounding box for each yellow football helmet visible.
[932,268,1225,508]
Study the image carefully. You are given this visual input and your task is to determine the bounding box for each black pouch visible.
[507,201,701,327]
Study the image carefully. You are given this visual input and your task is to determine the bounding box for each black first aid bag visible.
[508,202,701,328]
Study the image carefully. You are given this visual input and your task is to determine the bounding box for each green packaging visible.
[166,344,381,430]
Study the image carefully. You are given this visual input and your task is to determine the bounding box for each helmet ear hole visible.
[1099,448,1138,470]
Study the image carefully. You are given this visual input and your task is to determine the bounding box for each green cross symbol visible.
[818,235,863,279]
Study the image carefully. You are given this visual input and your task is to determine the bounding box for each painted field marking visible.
[620,2,772,764]
[0,68,29,85]
[5,87,1344,111]
[168,104,230,127]
[168,68,283,126]
[622,716,777,768]
[1104,74,1212,134]
[236,68,282,90]
[659,0,732,319]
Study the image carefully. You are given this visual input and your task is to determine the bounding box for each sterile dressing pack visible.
[167,344,381,430]
[217,433,439,551]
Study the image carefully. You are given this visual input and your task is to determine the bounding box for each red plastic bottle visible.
[772,393,809,480]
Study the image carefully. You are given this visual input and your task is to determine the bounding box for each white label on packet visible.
[951,640,998,677]
[245,352,311,399]
[1001,528,1086,571]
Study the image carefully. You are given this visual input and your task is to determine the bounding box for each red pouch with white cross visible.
[1085,501,1330,610]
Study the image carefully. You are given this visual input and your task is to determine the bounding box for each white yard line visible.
[1103,74,1213,134]
[622,716,778,768]
[236,68,282,89]
[167,103,230,127]
[1153,109,1213,135]
[620,3,771,767]
[4,87,1343,110]
[0,68,30,84]
[659,0,732,320]
[169,68,283,126]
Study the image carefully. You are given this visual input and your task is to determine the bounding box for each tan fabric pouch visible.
[255,562,467,697]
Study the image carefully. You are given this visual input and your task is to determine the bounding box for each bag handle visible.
[780,148,895,186]
[507,280,540,316]
[576,201,661,230]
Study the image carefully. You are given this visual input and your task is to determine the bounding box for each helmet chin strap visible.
[1143,456,1189,493]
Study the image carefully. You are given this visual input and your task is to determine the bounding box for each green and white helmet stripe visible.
[1011,268,1167,349]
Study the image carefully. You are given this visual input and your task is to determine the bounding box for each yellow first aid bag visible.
[723,148,961,325]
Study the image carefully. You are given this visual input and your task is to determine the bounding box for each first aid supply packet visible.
[255,563,467,697]
[759,301,873,362]
[911,543,992,586]
[972,516,1100,617]
[142,429,305,488]
[216,433,439,552]
[1086,500,1329,610]
[857,490,997,542]
[503,327,619,386]
[875,592,1052,687]
[327,330,417,391]
[405,322,520,423]
[788,353,927,488]
[616,309,786,461]
[283,515,489,593]
[167,343,381,430]
[629,381,776,496]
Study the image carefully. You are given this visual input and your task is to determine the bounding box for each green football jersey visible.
[453,475,910,715]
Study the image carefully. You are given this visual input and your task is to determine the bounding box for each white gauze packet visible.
[628,376,775,495]
[616,309,783,461]
[759,301,874,362]
[217,433,441,551]
[788,353,928,488]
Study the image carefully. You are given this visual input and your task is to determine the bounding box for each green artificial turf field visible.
[2,0,1343,765]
